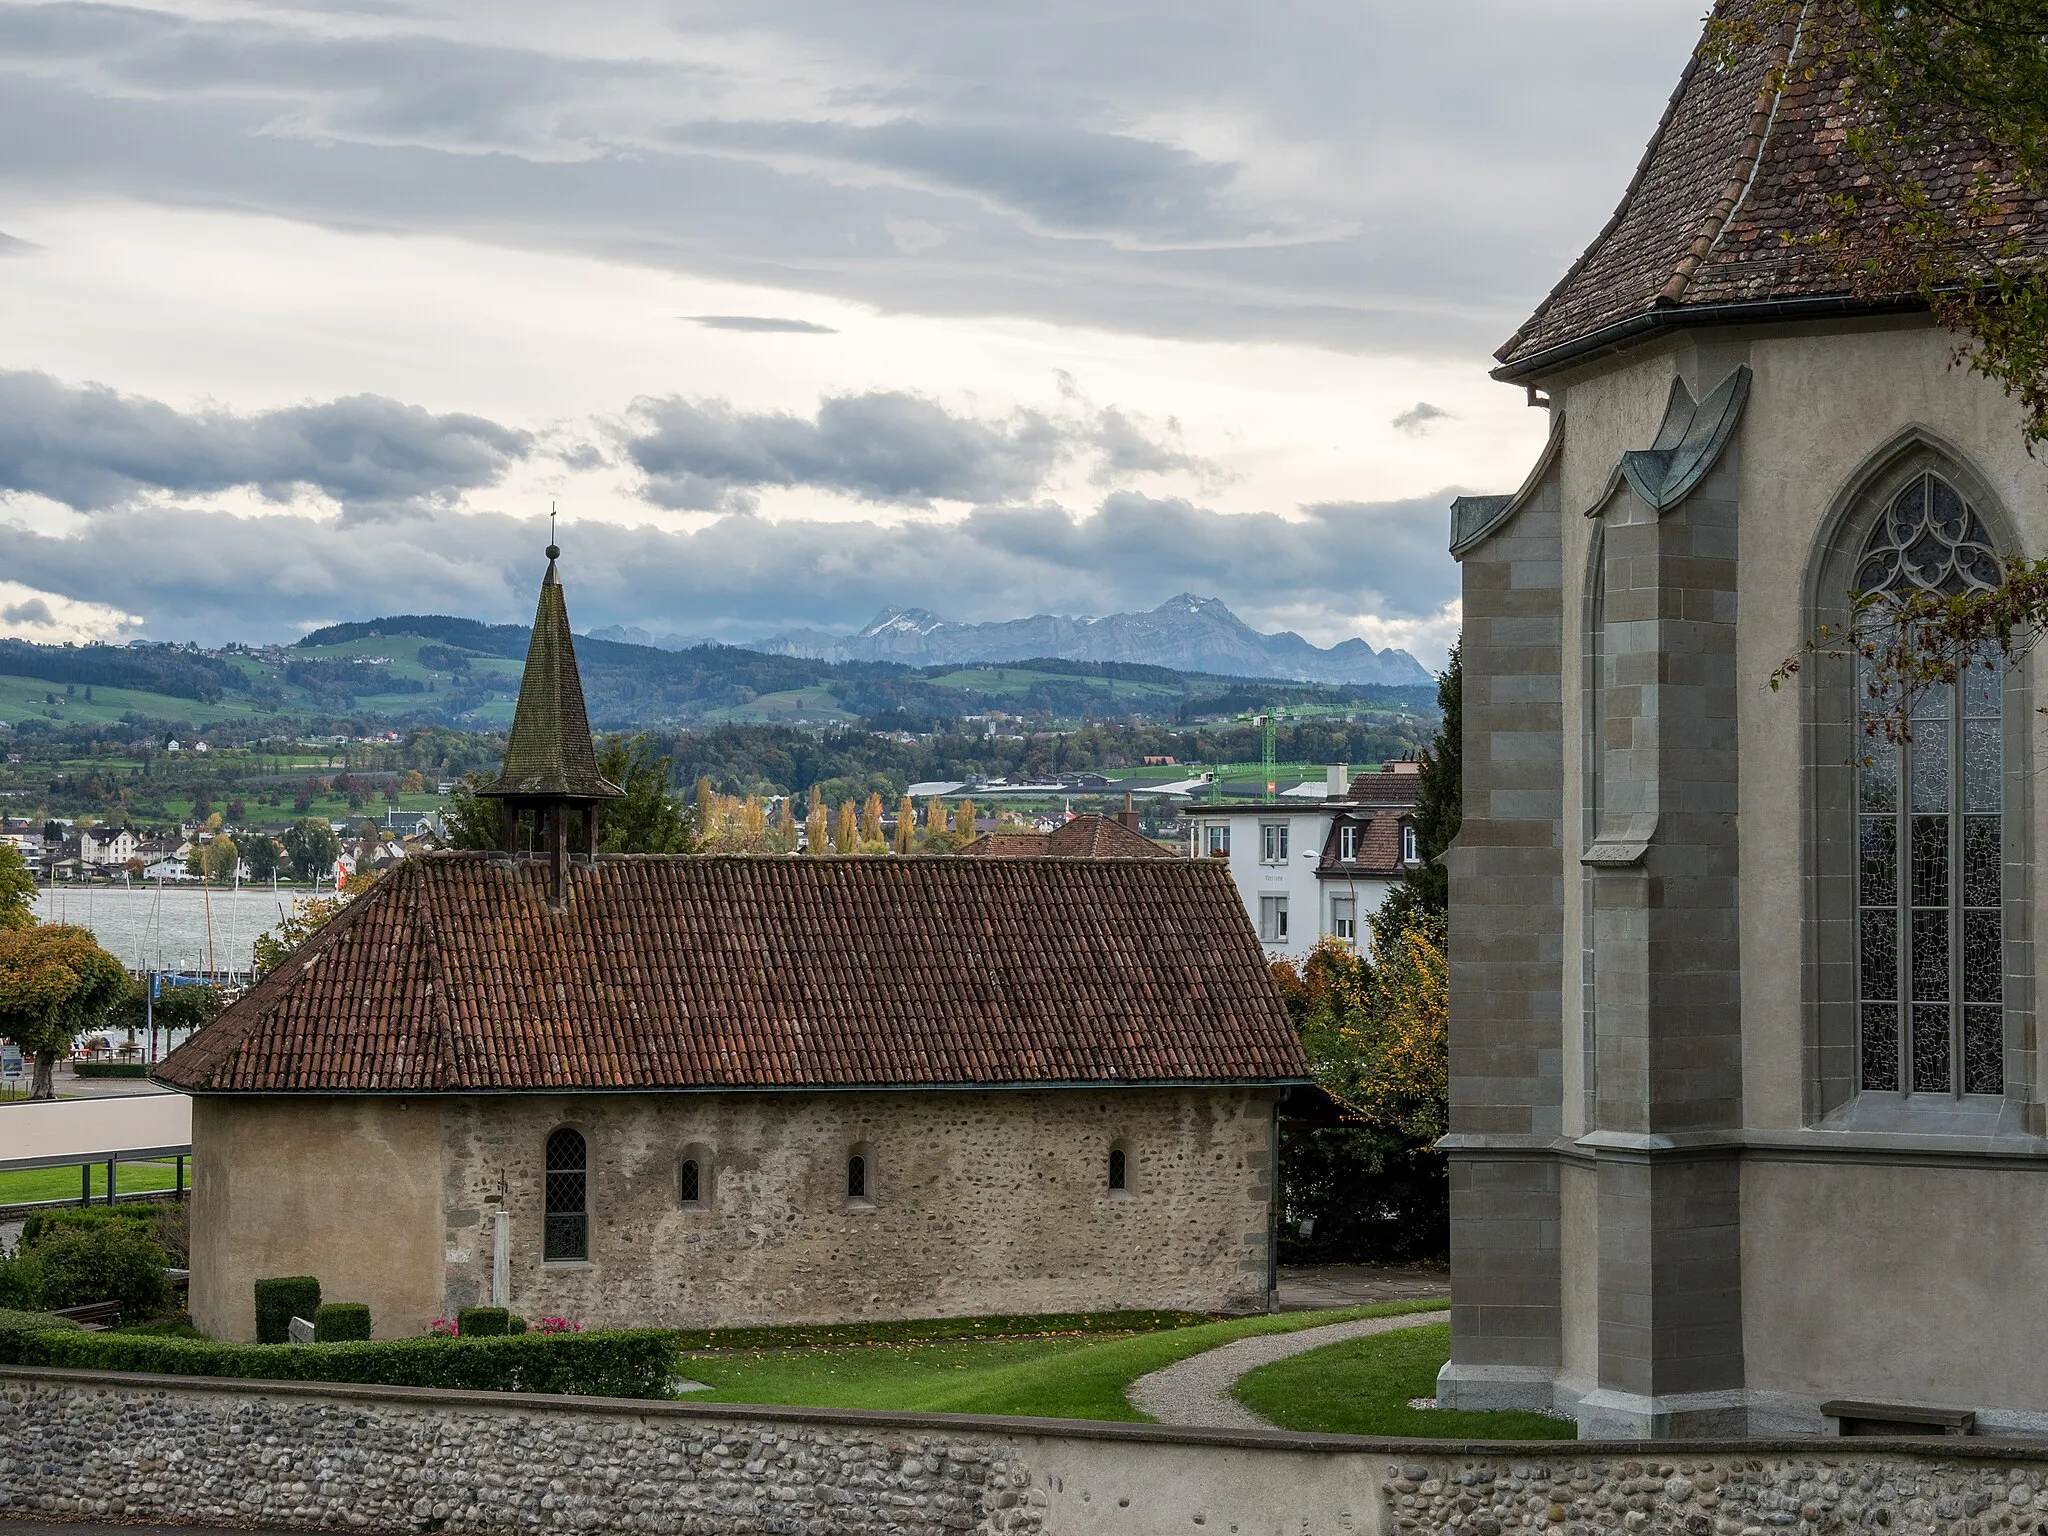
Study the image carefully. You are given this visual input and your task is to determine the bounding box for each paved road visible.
[1275,1263,1449,1311]
[1126,1307,1450,1430]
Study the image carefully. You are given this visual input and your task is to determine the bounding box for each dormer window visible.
[1402,824,1420,865]
[1338,824,1358,862]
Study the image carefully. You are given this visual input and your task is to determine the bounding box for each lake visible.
[32,885,321,975]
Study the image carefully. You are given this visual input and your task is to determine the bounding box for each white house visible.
[79,827,140,868]
[1180,763,1423,958]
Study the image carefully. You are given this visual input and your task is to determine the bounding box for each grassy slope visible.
[0,676,273,728]
[1233,1322,1573,1440]
[681,1301,1449,1422]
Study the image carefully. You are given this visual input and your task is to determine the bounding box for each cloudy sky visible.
[0,0,1704,666]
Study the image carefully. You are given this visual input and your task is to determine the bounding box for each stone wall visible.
[8,1367,2048,1536]
[197,1086,1278,1340]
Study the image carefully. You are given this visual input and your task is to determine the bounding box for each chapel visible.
[157,548,1307,1341]
[1442,1,2048,1437]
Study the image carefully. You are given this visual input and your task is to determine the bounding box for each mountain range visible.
[589,595,1430,686]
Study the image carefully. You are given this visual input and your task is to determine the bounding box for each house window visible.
[543,1127,588,1262]
[1259,895,1289,944]
[1108,1144,1128,1192]
[1855,472,2004,1097]
[1206,824,1230,858]
[1331,897,1356,942]
[1261,823,1289,864]
[1338,823,1358,862]
[1402,824,1420,865]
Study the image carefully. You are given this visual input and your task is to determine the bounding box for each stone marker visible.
[287,1316,315,1344]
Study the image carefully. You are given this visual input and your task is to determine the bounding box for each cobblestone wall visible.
[1384,1452,2048,1536]
[10,1368,2048,1536]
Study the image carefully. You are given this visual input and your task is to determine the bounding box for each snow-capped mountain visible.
[747,595,1431,685]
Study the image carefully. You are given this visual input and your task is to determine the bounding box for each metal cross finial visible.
[547,503,560,561]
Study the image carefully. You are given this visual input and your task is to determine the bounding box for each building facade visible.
[159,550,1308,1340]
[1180,764,1422,958]
[1440,1,2048,1439]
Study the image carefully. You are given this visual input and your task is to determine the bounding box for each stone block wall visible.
[9,1368,2048,1536]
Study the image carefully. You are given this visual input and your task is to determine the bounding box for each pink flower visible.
[428,1317,459,1338]
[533,1316,581,1335]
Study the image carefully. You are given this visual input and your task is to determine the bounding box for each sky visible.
[0,0,1707,668]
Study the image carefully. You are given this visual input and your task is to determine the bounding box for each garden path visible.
[1125,1308,1448,1430]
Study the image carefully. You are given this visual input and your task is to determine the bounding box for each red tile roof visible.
[960,816,1172,858]
[1497,0,2048,376]
[1318,812,1409,878]
[156,852,1307,1093]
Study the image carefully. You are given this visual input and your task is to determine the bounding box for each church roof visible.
[481,549,622,802]
[1496,0,2048,378]
[155,852,1308,1094]
[959,816,1172,859]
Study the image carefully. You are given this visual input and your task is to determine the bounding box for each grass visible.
[1233,1322,1574,1440]
[670,1308,1211,1353]
[679,1301,1450,1422]
[0,1160,186,1206]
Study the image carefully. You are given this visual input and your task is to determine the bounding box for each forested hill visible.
[0,617,1440,734]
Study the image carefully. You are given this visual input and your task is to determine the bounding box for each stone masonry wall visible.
[439,1087,1277,1331]
[11,1369,2048,1536]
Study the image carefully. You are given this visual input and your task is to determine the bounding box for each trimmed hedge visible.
[457,1306,509,1337]
[74,1062,148,1078]
[20,1207,156,1246]
[0,1325,674,1398]
[313,1303,371,1343]
[254,1277,321,1344]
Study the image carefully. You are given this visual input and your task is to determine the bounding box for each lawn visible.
[680,1301,1451,1422]
[1233,1322,1574,1440]
[0,1161,186,1206]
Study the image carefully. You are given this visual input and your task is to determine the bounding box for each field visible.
[1233,1322,1573,1439]
[0,1159,187,1206]
[0,676,275,730]
[675,1302,1558,1433]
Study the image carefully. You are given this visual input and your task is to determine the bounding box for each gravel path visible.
[1126,1308,1449,1429]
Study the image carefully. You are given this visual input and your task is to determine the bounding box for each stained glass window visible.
[1855,472,2003,1097]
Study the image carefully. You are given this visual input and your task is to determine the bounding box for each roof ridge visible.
[1658,4,1807,306]
[1495,27,1711,365]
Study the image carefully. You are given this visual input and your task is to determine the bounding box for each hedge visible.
[254,1276,321,1344]
[313,1303,371,1343]
[73,1062,148,1078]
[457,1306,510,1337]
[0,1325,674,1398]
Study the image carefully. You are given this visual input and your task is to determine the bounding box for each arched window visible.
[846,1154,866,1201]
[1854,472,2005,1097]
[680,1158,701,1204]
[544,1127,588,1261]
[1108,1146,1127,1192]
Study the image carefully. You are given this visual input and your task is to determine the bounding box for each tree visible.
[694,776,716,837]
[894,795,915,854]
[0,844,35,931]
[834,800,859,853]
[444,774,501,850]
[1271,915,1450,1262]
[594,737,694,854]
[243,834,281,883]
[152,978,226,1034]
[0,925,129,1099]
[281,817,342,885]
[956,797,977,842]
[252,874,381,976]
[924,798,947,839]
[1372,642,1460,951]
[198,834,239,885]
[860,792,884,846]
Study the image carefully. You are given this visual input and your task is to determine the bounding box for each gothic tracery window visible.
[1856,472,2004,1097]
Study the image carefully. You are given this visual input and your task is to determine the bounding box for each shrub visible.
[0,1326,675,1398]
[32,1224,172,1322]
[0,1307,78,1332]
[0,1253,44,1311]
[508,1314,528,1335]
[254,1276,321,1344]
[20,1207,155,1248]
[313,1303,371,1342]
[73,1062,148,1078]
[457,1306,509,1337]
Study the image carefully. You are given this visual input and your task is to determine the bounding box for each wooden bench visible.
[50,1300,122,1332]
[1821,1399,1975,1436]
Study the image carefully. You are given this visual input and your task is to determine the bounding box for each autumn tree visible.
[894,796,915,854]
[1372,643,1460,949]
[1271,914,1449,1261]
[860,792,885,846]
[834,801,859,853]
[924,799,947,839]
[694,776,716,837]
[956,797,978,841]
[0,925,130,1099]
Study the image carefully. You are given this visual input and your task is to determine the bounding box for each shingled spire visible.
[480,541,622,895]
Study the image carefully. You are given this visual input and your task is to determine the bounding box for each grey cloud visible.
[0,2,1706,354]
[0,232,33,255]
[1392,402,1451,435]
[620,391,1207,512]
[1,599,56,627]
[688,316,838,334]
[0,371,531,511]
[0,493,1459,656]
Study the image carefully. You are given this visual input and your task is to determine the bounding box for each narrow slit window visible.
[847,1154,866,1201]
[1108,1147,1127,1191]
[680,1158,700,1205]
[543,1127,588,1262]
